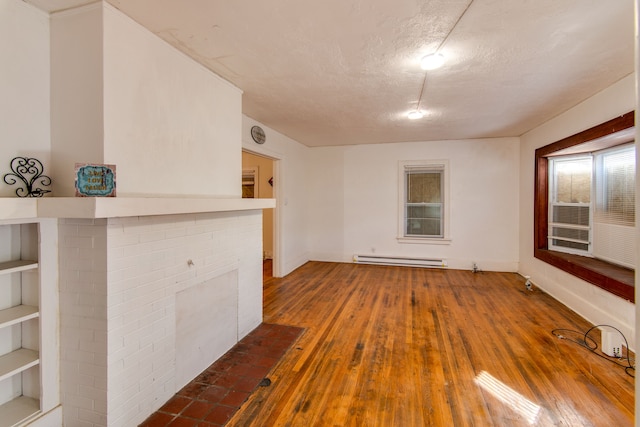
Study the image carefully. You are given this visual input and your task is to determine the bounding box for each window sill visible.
[534,249,634,302]
[397,237,452,245]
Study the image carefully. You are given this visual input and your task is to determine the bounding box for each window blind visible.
[592,144,635,268]
[594,144,635,226]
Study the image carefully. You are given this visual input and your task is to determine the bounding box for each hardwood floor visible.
[228,262,634,426]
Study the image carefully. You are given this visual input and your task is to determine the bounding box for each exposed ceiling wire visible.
[412,0,475,116]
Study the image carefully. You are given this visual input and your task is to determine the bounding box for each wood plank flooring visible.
[227,262,635,426]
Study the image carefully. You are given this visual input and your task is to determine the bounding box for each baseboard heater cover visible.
[353,254,447,268]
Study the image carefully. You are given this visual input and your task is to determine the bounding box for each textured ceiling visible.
[27,0,635,147]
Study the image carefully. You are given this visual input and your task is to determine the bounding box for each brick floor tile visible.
[220,390,250,407]
[181,400,216,419]
[212,373,241,389]
[204,405,237,425]
[199,385,229,403]
[139,411,175,426]
[232,376,261,392]
[168,416,199,427]
[178,382,210,398]
[159,395,192,415]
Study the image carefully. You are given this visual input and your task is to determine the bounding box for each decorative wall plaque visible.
[3,156,52,197]
[75,163,116,197]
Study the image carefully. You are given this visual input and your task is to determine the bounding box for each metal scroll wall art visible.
[3,157,52,197]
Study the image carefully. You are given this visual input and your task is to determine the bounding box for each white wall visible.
[519,74,636,348]
[50,4,105,197]
[0,0,51,197]
[308,138,521,271]
[307,146,346,261]
[243,120,521,275]
[51,3,243,197]
[242,115,311,276]
[103,5,242,197]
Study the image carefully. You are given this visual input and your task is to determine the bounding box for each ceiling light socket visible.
[421,53,445,70]
[407,110,425,120]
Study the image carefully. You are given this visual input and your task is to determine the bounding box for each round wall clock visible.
[251,126,266,144]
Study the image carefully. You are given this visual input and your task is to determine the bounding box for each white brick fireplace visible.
[44,197,273,427]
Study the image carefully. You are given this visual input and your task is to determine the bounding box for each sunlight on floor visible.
[475,371,541,425]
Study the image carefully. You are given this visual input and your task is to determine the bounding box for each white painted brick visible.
[78,338,107,355]
[108,232,140,247]
[64,235,96,250]
[78,407,107,425]
[62,392,95,414]
[68,418,95,427]
[93,392,107,413]
[59,210,263,426]
[77,385,108,407]
[63,348,97,364]
[164,226,187,239]
[77,362,105,378]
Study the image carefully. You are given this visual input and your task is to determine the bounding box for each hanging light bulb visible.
[407,110,425,120]
[420,53,445,70]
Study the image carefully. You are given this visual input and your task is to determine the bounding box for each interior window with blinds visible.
[548,143,635,268]
[404,167,444,237]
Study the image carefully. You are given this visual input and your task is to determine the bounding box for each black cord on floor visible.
[551,324,635,378]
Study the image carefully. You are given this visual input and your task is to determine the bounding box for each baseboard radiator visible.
[353,254,447,268]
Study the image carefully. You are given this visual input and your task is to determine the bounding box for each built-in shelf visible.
[0,260,38,276]
[0,218,56,425]
[0,396,40,427]
[0,305,39,329]
[0,348,39,383]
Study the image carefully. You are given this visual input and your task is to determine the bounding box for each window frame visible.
[534,111,634,302]
[547,154,593,256]
[398,159,451,244]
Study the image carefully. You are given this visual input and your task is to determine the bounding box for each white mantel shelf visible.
[0,197,275,220]
[0,199,38,221]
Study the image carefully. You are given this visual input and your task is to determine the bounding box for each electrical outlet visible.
[604,345,622,358]
[601,329,623,358]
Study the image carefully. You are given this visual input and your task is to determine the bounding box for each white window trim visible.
[397,159,451,244]
[547,155,593,256]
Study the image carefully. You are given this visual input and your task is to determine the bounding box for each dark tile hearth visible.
[139,323,304,427]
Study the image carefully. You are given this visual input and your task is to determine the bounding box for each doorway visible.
[242,150,275,278]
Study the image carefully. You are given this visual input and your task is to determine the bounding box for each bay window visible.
[547,144,635,268]
[534,112,635,301]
